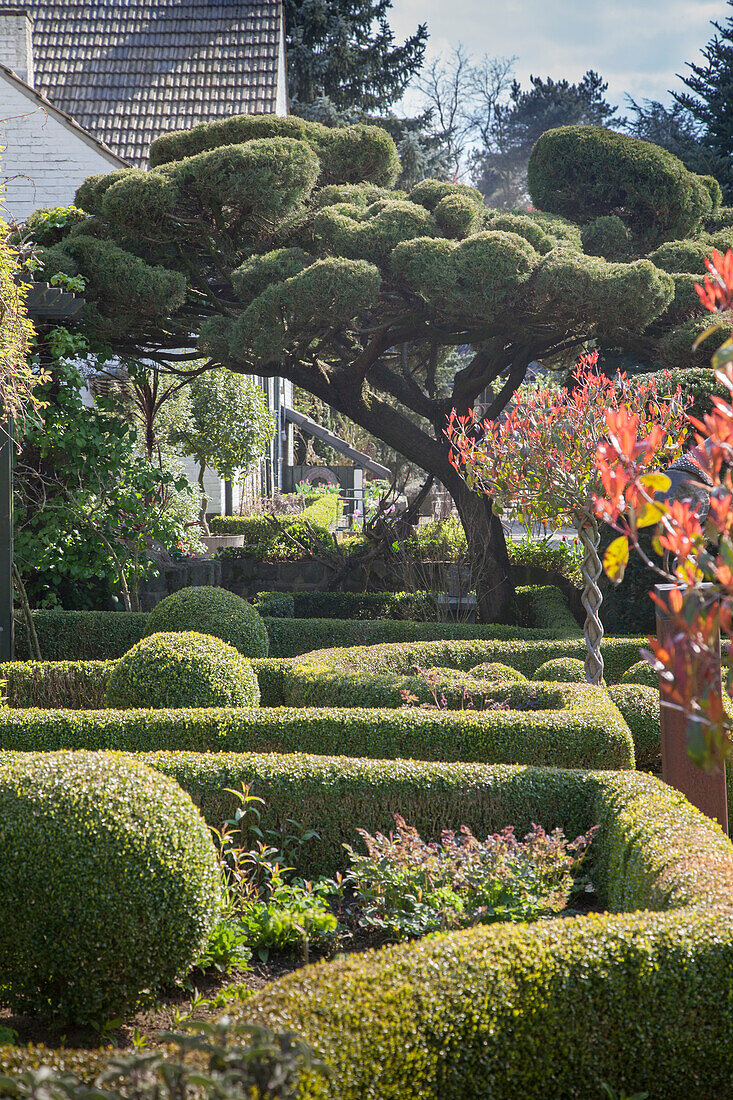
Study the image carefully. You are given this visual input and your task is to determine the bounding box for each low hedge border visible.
[0,657,289,710]
[235,768,733,1100]
[4,768,733,1092]
[252,584,579,632]
[0,684,635,770]
[134,753,597,876]
[210,492,343,538]
[282,636,647,705]
[12,587,580,661]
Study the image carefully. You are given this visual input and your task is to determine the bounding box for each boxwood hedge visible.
[0,657,287,710]
[236,768,733,1099]
[13,586,579,661]
[105,632,261,709]
[0,683,635,769]
[0,751,221,1026]
[144,587,269,658]
[4,767,732,1094]
[281,636,645,706]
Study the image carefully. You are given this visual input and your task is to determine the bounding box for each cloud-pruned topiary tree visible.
[28,117,731,621]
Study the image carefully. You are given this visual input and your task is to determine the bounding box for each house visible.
[0,1,293,506]
[0,8,127,220]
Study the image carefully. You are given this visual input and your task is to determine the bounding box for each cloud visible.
[391,0,720,110]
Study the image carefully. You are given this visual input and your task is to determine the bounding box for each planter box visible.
[200,534,244,554]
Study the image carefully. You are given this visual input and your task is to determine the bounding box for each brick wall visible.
[0,73,122,222]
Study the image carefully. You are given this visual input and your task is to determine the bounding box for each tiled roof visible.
[14,2,284,166]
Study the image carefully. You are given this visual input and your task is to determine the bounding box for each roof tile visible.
[13,1,282,165]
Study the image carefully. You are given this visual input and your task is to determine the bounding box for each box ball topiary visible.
[620,659,658,687]
[469,662,527,681]
[533,657,587,682]
[105,632,260,709]
[145,586,269,657]
[0,751,221,1025]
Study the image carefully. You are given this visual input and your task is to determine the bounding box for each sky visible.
[390,0,724,114]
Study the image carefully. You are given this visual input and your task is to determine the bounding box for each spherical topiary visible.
[145,586,269,657]
[0,751,221,1025]
[533,657,587,683]
[105,631,260,709]
[620,659,658,687]
[469,662,527,682]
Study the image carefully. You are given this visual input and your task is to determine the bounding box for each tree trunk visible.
[451,478,515,624]
[198,461,210,535]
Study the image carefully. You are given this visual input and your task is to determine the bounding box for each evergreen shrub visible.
[144,586,269,657]
[105,632,260,709]
[0,752,221,1025]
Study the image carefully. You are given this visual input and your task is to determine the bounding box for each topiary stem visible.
[578,515,604,685]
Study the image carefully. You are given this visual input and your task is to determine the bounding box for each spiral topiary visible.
[620,659,658,687]
[532,657,587,683]
[145,586,269,657]
[469,662,527,682]
[105,631,260,709]
[0,751,221,1025]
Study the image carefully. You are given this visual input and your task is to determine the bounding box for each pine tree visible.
[284,0,427,111]
[470,71,622,207]
[674,2,733,199]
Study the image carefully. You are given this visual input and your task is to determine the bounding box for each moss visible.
[0,751,220,1025]
[145,586,269,657]
[105,631,260,709]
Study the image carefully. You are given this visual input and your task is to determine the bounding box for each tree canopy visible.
[674,0,733,201]
[284,0,427,112]
[27,116,733,621]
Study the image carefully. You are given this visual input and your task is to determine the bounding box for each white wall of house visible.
[0,69,124,222]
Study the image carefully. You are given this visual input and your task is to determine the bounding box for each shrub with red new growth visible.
[594,247,733,769]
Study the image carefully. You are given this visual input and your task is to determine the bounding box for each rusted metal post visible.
[655,584,728,830]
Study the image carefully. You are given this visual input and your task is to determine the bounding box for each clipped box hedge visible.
[0,657,288,710]
[13,586,579,661]
[282,635,646,706]
[252,583,579,630]
[4,767,732,1093]
[0,683,635,769]
[236,767,733,1100]
[134,753,595,876]
[210,491,343,538]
